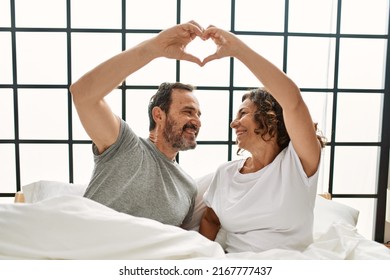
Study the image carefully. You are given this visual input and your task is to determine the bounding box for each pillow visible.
[22,174,214,224]
[22,180,87,203]
[313,195,359,236]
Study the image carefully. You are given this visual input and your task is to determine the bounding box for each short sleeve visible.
[93,119,138,164]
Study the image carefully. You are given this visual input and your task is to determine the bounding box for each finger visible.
[183,21,204,37]
[206,24,216,29]
[188,20,205,32]
[189,32,197,41]
[181,52,203,66]
[202,26,219,40]
[202,53,219,66]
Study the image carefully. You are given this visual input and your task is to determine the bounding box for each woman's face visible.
[230,99,259,149]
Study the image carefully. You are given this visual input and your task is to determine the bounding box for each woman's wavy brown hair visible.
[237,88,326,155]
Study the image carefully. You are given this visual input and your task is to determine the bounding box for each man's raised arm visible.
[70,21,204,154]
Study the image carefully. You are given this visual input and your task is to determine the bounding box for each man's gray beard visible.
[164,118,197,151]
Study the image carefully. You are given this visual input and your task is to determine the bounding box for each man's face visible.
[163,90,201,151]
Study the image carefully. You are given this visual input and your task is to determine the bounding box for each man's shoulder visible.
[117,119,144,144]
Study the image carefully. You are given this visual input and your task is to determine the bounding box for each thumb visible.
[181,52,202,66]
[201,53,219,66]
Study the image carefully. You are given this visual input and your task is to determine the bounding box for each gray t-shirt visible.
[83,119,197,226]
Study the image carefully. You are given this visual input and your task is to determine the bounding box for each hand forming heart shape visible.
[158,21,236,67]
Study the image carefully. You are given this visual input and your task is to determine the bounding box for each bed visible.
[1,173,389,260]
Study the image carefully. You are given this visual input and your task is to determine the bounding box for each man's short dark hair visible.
[148,82,195,131]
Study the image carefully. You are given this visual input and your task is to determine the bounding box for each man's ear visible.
[152,106,166,124]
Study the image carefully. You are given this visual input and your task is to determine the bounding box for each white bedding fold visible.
[225,223,390,260]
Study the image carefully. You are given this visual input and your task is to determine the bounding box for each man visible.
[70,21,204,226]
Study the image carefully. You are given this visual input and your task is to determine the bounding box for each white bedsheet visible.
[0,196,225,260]
[0,195,389,260]
[227,223,390,260]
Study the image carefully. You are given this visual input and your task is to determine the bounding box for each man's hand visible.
[151,20,205,66]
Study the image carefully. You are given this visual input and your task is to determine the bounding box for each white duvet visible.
[0,195,389,260]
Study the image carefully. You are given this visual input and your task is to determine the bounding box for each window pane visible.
[126,0,176,29]
[15,0,66,28]
[178,32,230,86]
[0,0,10,27]
[125,89,154,138]
[234,35,284,88]
[20,144,69,186]
[336,93,383,142]
[287,36,336,88]
[125,34,176,85]
[185,36,218,64]
[0,144,16,193]
[301,92,333,140]
[72,32,122,82]
[341,0,389,34]
[0,32,12,84]
[289,0,337,33]
[338,38,387,89]
[333,147,379,194]
[71,0,121,29]
[73,144,94,185]
[181,57,230,87]
[181,0,231,29]
[195,90,229,141]
[19,89,68,139]
[0,89,14,139]
[17,32,67,84]
[235,0,285,32]
[317,146,331,195]
[179,145,228,179]
[105,89,122,117]
[334,198,375,240]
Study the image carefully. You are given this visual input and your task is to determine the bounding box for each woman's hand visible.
[201,25,243,66]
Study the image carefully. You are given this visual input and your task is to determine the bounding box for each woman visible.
[199,26,326,253]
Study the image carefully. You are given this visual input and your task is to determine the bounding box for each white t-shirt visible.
[204,142,319,253]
